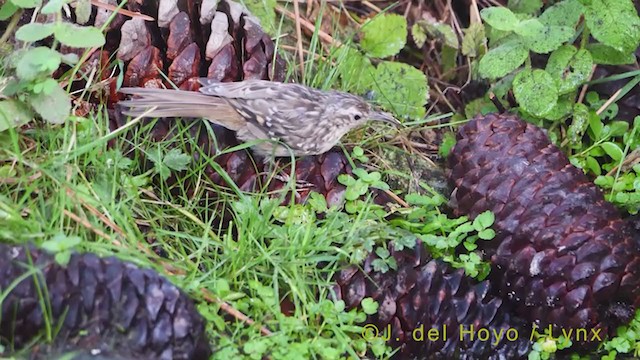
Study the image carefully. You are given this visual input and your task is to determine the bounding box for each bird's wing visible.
[198,79,307,100]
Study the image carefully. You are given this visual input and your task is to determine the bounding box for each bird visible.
[118,78,401,158]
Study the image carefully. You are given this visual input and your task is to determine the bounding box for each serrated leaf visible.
[163,148,191,171]
[586,44,636,65]
[15,23,55,42]
[361,14,407,58]
[418,21,459,48]
[478,40,528,79]
[522,24,574,53]
[546,45,593,94]
[9,0,41,8]
[363,61,428,119]
[601,142,624,162]
[513,69,558,117]
[0,100,32,132]
[508,0,543,14]
[0,1,18,20]
[481,7,520,31]
[462,23,486,57]
[15,47,61,81]
[54,23,105,48]
[337,48,376,94]
[30,84,71,124]
[411,23,427,48]
[583,0,640,53]
[539,0,584,27]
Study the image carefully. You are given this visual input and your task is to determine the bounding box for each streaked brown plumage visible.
[118,79,400,157]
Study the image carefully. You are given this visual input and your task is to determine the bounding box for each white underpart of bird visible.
[118,79,400,157]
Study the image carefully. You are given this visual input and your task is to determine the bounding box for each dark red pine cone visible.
[334,240,532,359]
[0,243,211,360]
[446,113,640,345]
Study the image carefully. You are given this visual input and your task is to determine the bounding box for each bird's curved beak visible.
[371,111,402,128]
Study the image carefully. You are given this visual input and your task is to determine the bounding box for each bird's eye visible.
[354,114,362,121]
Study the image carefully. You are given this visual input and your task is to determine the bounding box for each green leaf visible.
[0,1,18,20]
[513,69,558,117]
[585,155,601,175]
[478,228,496,240]
[522,25,574,54]
[461,23,486,57]
[586,44,637,65]
[41,233,82,253]
[361,297,378,315]
[583,0,640,53]
[360,14,407,58]
[414,21,459,48]
[478,40,528,79]
[600,142,624,162]
[15,47,61,81]
[29,84,71,124]
[481,7,520,31]
[539,0,584,27]
[54,23,106,48]
[411,23,427,48]
[544,94,574,121]
[41,0,65,14]
[365,61,428,119]
[15,23,55,42]
[74,0,92,24]
[609,121,629,137]
[9,0,41,9]
[0,100,32,132]
[163,148,191,171]
[567,103,590,147]
[514,18,544,38]
[438,132,456,158]
[473,211,495,229]
[508,0,543,14]
[545,46,593,94]
[337,48,376,94]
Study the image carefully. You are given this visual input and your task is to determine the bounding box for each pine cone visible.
[447,113,640,344]
[0,243,211,360]
[334,240,532,359]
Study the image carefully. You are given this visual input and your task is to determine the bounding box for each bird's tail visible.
[118,88,246,131]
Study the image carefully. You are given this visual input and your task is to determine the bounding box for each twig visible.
[362,1,382,12]
[292,0,306,80]
[383,189,410,208]
[577,64,597,104]
[63,209,116,243]
[201,288,274,336]
[89,0,155,21]
[489,92,506,113]
[0,171,42,184]
[596,88,622,115]
[275,5,341,47]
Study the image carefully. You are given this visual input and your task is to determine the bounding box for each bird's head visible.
[328,93,401,131]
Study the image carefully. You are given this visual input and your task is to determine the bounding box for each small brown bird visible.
[119,79,400,157]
